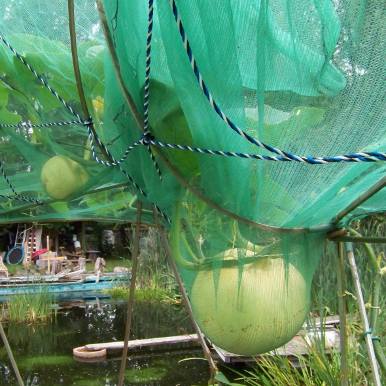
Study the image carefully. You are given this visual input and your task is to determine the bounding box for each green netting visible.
[0,0,385,355]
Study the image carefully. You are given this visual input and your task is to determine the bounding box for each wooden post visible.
[345,242,381,386]
[159,230,218,382]
[0,322,24,386]
[336,242,349,386]
[46,235,50,274]
[81,222,86,255]
[54,231,59,255]
[118,201,142,386]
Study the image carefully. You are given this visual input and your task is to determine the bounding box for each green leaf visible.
[214,372,244,386]
[0,87,8,108]
[0,107,20,124]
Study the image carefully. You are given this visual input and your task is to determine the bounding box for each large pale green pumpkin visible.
[190,255,309,355]
[41,155,89,200]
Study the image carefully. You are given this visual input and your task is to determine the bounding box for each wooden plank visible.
[79,316,342,365]
[212,328,340,364]
[85,334,199,352]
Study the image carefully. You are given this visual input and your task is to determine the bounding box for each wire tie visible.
[141,132,154,146]
[83,117,93,126]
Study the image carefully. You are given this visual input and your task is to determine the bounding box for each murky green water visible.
[0,298,210,385]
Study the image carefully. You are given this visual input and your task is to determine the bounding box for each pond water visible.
[0,297,211,386]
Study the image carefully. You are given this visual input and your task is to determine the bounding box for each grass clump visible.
[235,342,366,386]
[103,285,129,299]
[135,287,180,304]
[103,285,180,305]
[1,290,54,323]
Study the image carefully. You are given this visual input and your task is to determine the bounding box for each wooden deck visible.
[75,315,341,364]
[212,329,339,364]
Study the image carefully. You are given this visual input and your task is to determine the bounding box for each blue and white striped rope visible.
[0,160,41,204]
[143,0,154,135]
[168,0,386,164]
[145,138,386,163]
[0,33,82,123]
[118,165,170,223]
[86,126,143,167]
[143,0,162,180]
[0,33,115,166]
[87,129,170,223]
[0,33,170,221]
[0,194,40,203]
[0,119,85,129]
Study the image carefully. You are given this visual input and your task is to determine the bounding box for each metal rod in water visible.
[345,242,381,386]
[0,321,24,386]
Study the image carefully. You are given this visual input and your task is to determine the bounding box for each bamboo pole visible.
[330,236,386,244]
[345,242,381,386]
[336,242,349,386]
[0,322,24,386]
[67,0,113,162]
[348,229,386,375]
[158,230,218,382]
[332,178,385,225]
[118,201,142,386]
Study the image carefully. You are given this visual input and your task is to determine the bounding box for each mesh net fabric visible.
[0,0,385,354]
[0,0,149,224]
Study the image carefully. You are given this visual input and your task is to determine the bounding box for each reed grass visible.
[1,290,54,323]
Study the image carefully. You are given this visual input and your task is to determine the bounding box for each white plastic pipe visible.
[345,242,381,386]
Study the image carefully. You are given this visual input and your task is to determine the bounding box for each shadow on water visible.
[0,297,210,386]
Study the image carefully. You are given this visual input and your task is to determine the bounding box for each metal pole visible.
[159,231,218,382]
[0,321,24,386]
[336,242,349,386]
[332,178,385,225]
[118,201,142,386]
[345,242,381,386]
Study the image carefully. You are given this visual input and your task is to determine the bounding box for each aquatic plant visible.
[103,285,180,305]
[124,365,168,383]
[103,285,129,299]
[1,291,54,323]
[20,354,73,369]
